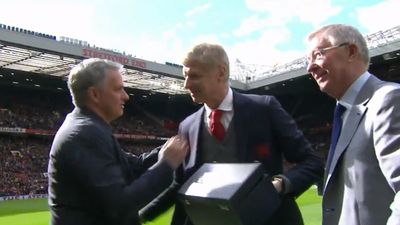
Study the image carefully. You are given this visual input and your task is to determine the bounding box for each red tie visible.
[210,109,225,141]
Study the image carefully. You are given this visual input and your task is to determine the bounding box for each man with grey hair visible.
[306,24,400,225]
[140,43,324,225]
[47,58,188,225]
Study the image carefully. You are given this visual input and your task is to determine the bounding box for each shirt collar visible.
[205,88,233,117]
[339,71,370,108]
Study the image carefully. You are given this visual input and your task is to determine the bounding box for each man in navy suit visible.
[140,43,324,225]
[47,58,188,225]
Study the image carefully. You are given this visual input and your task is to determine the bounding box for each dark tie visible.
[326,103,347,170]
[210,109,225,141]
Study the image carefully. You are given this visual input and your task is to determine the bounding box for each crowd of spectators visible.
[112,114,174,137]
[295,114,332,161]
[0,135,162,197]
[0,111,332,197]
[0,89,178,197]
[0,136,49,196]
[0,88,333,197]
[0,103,174,137]
[0,89,176,137]
[0,104,63,130]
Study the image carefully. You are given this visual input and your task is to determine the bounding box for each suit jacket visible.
[323,75,400,225]
[141,91,324,225]
[48,107,174,225]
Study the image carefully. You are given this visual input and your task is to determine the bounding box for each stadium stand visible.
[1,23,399,198]
[0,135,162,197]
[0,85,184,197]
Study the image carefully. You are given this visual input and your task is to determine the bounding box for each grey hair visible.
[307,24,370,65]
[67,58,123,107]
[183,43,230,81]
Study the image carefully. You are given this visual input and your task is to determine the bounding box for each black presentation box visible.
[178,163,281,225]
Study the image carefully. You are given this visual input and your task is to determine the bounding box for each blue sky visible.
[1,0,399,67]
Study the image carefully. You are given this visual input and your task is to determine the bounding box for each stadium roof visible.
[241,25,400,90]
[1,23,400,94]
[0,24,187,95]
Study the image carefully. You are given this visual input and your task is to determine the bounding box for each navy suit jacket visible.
[141,91,324,225]
[48,107,174,225]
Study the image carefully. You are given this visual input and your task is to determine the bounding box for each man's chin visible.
[317,80,328,91]
[114,111,124,120]
[190,95,200,102]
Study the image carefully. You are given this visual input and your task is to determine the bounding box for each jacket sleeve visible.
[372,87,400,225]
[139,121,191,221]
[266,96,324,196]
[139,172,182,221]
[60,128,174,221]
[123,146,161,175]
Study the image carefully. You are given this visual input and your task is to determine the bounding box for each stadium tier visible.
[1,23,400,199]
[1,23,399,94]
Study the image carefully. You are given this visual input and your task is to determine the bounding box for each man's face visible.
[96,69,129,122]
[306,36,350,99]
[183,61,221,105]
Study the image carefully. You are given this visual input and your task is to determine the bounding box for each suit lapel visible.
[325,75,381,190]
[183,108,204,170]
[331,75,383,171]
[327,104,367,174]
[111,135,133,178]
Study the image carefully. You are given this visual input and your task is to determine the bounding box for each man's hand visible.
[158,135,189,169]
[272,177,284,194]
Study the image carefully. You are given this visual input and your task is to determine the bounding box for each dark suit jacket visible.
[48,107,174,225]
[141,91,324,225]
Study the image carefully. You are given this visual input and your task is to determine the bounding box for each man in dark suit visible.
[47,58,188,225]
[306,24,400,225]
[140,43,324,225]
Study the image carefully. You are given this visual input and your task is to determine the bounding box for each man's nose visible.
[123,90,129,101]
[183,78,191,89]
[307,61,317,73]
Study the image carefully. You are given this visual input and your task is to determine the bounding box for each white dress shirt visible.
[204,88,234,130]
[338,71,371,124]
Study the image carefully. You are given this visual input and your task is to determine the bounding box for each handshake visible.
[158,135,189,169]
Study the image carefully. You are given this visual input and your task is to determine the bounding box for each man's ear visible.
[217,64,227,80]
[347,43,359,62]
[87,86,101,104]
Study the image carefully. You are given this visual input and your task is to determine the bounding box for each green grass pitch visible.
[0,187,321,225]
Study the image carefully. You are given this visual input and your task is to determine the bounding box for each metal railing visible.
[231,25,400,83]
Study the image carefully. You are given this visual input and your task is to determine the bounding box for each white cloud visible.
[185,3,212,17]
[116,31,186,64]
[233,15,269,37]
[0,0,347,68]
[245,0,341,27]
[0,0,96,41]
[229,0,342,67]
[229,27,303,66]
[190,34,221,46]
[175,21,195,29]
[356,0,400,34]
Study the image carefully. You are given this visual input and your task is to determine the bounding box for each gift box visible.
[178,163,281,225]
